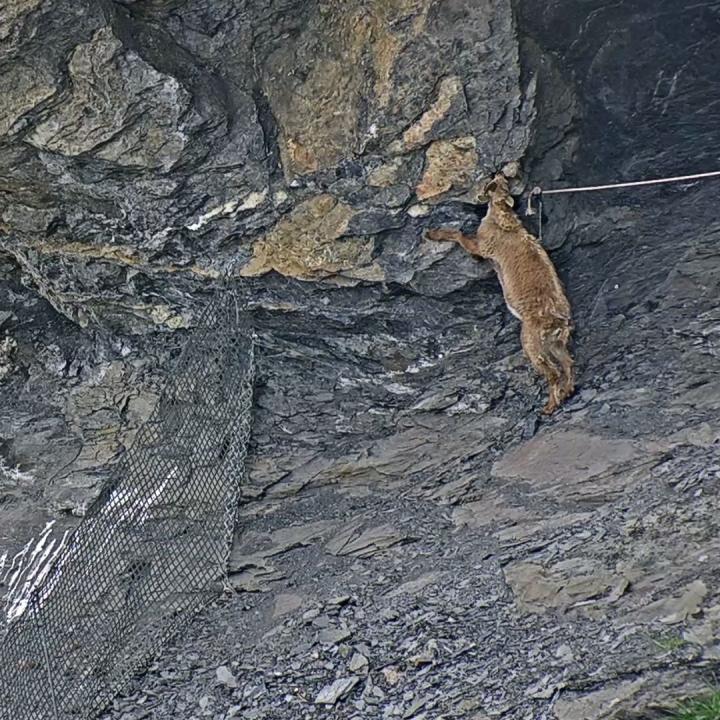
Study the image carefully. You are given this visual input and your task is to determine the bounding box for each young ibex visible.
[426,173,575,414]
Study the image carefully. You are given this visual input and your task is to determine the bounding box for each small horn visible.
[484,179,498,195]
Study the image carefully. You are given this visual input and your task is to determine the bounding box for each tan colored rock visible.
[684,602,720,659]
[272,593,304,618]
[504,558,623,614]
[263,9,371,177]
[7,238,221,282]
[368,157,405,187]
[239,194,383,282]
[554,678,646,720]
[29,240,141,267]
[624,580,707,625]
[554,671,707,720]
[0,62,56,136]
[264,0,434,177]
[416,136,477,200]
[451,492,526,531]
[326,523,406,558]
[147,304,191,329]
[399,76,464,151]
[367,0,433,108]
[491,430,643,489]
[370,17,402,110]
[0,0,43,40]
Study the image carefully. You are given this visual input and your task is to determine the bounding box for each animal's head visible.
[481,173,515,209]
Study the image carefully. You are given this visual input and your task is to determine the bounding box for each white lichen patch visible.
[0,335,18,381]
[407,204,431,217]
[186,189,268,231]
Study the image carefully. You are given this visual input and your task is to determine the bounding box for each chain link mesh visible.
[0,290,254,719]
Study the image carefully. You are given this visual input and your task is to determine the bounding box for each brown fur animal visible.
[426,173,575,414]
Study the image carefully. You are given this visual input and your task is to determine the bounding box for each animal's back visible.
[489,227,571,324]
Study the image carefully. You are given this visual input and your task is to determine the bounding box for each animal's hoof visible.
[541,402,558,416]
[425,229,444,242]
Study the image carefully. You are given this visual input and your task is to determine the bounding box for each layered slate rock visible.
[1,1,720,718]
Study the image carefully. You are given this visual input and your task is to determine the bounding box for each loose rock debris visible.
[100,434,720,719]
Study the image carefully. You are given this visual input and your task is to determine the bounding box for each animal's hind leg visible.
[520,323,563,414]
[559,348,575,399]
[544,328,575,403]
[540,364,563,415]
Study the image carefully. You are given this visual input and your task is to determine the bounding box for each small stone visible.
[349,652,369,672]
[338,643,353,658]
[311,613,331,628]
[303,607,321,622]
[216,665,238,689]
[318,627,352,644]
[407,651,434,667]
[382,666,402,685]
[273,190,289,205]
[0,335,17,381]
[273,593,303,618]
[314,677,360,705]
[554,644,575,664]
[407,204,431,217]
[327,595,352,607]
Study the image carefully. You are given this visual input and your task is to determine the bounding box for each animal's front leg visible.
[425,228,482,256]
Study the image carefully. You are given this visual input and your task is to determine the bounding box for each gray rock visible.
[215,666,238,689]
[348,652,369,673]
[318,627,352,645]
[314,677,360,705]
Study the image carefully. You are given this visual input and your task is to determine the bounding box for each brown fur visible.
[426,173,575,414]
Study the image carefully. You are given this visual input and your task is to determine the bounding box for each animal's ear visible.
[483,179,497,195]
[504,195,515,208]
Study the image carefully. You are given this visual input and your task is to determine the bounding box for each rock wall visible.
[1,1,720,715]
[0,0,542,540]
[1,0,534,315]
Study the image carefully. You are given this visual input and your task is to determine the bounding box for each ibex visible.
[426,173,575,414]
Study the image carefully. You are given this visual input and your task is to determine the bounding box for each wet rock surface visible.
[1,0,720,718]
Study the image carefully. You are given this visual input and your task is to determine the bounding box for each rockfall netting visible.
[0,291,254,719]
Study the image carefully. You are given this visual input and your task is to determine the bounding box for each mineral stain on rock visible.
[239,194,383,282]
[416,136,478,200]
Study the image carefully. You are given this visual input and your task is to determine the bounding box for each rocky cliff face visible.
[1,1,720,717]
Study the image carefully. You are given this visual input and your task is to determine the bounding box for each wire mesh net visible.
[0,290,254,719]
